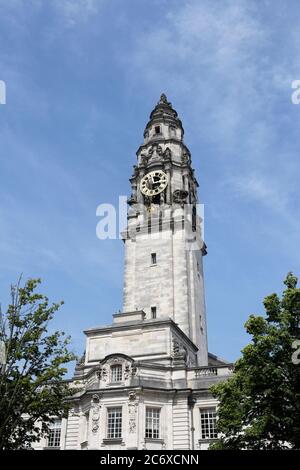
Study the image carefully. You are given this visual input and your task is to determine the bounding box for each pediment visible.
[98,354,137,387]
[99,353,134,366]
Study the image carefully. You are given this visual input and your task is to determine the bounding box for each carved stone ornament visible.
[140,154,148,166]
[173,189,188,204]
[163,147,172,161]
[128,193,137,205]
[148,144,163,164]
[181,151,190,165]
[128,391,138,434]
[98,365,108,382]
[91,394,102,433]
[132,165,139,178]
[173,338,180,356]
[172,336,188,364]
[124,364,137,380]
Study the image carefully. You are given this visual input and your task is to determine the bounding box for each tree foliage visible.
[0,278,77,449]
[210,273,300,450]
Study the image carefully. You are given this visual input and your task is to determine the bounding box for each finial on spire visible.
[158,93,171,106]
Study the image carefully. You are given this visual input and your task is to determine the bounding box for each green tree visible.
[0,278,77,449]
[210,273,300,450]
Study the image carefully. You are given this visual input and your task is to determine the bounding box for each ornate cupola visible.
[143,93,184,143]
[128,93,197,209]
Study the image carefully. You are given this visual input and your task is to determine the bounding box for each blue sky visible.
[0,0,299,367]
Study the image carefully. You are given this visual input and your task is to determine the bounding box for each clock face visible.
[140,170,168,197]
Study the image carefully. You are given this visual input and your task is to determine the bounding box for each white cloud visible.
[0,0,103,38]
[124,0,299,143]
[52,0,103,27]
[123,0,300,233]
[127,1,266,86]
[229,172,289,212]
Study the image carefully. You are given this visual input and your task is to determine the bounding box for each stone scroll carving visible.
[172,335,197,367]
[97,365,109,382]
[128,391,138,434]
[172,337,187,359]
[172,335,189,365]
[124,364,137,380]
[91,393,102,433]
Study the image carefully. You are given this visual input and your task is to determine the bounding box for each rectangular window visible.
[107,407,122,439]
[155,126,161,134]
[151,253,157,265]
[111,364,122,383]
[47,419,61,448]
[200,407,217,440]
[145,407,160,439]
[151,306,157,319]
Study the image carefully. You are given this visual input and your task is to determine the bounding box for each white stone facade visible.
[34,95,232,450]
[34,349,232,450]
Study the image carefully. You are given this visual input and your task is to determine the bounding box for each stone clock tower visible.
[33,95,232,451]
[123,94,208,365]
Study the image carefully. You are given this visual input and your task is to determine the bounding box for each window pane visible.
[200,408,217,439]
[48,419,61,448]
[111,364,122,382]
[107,407,122,439]
[145,408,160,439]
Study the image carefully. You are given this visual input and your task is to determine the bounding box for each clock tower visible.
[33,94,233,452]
[122,94,208,366]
